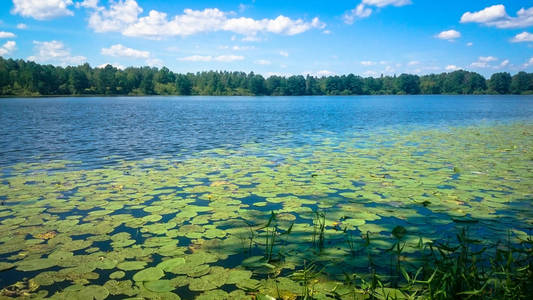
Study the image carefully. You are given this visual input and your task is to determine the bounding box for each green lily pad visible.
[117,261,147,271]
[133,267,164,282]
[157,257,186,272]
[144,280,175,293]
[109,271,125,279]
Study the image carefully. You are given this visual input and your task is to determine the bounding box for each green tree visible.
[511,71,532,94]
[489,72,512,94]
[397,74,420,94]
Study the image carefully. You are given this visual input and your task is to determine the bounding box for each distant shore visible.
[1,57,532,97]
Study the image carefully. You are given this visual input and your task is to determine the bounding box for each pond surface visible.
[1,95,532,167]
[0,96,532,299]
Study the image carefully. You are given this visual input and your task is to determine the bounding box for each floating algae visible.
[0,123,531,299]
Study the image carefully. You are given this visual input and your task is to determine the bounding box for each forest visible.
[0,57,532,96]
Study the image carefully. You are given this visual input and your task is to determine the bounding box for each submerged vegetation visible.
[1,57,532,96]
[0,122,531,299]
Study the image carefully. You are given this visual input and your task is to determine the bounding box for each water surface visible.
[0,95,532,299]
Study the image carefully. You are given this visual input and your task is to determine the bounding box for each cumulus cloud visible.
[460,4,533,28]
[436,29,461,41]
[101,44,150,58]
[146,58,163,67]
[305,70,336,77]
[97,63,125,70]
[523,57,533,68]
[479,56,497,62]
[16,23,27,29]
[344,0,411,24]
[343,4,372,24]
[445,65,459,71]
[88,0,142,33]
[470,56,499,68]
[363,70,379,77]
[360,61,376,66]
[27,40,86,66]
[11,0,74,20]
[0,41,17,56]
[279,51,289,57]
[466,42,473,46]
[76,0,98,9]
[408,60,420,66]
[499,59,509,68]
[178,55,244,62]
[85,1,324,39]
[362,0,412,7]
[254,59,271,65]
[0,31,16,38]
[232,45,255,51]
[511,32,533,43]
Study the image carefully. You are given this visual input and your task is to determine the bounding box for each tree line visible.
[0,57,532,96]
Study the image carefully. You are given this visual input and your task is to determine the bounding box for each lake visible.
[0,95,532,299]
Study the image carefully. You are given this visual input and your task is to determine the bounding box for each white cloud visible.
[27,40,86,66]
[436,29,461,41]
[343,4,373,24]
[11,0,74,20]
[178,55,213,62]
[363,70,379,77]
[16,23,27,29]
[97,63,125,70]
[466,42,473,46]
[408,60,420,66]
[523,57,533,68]
[146,58,163,67]
[88,0,142,33]
[0,41,16,56]
[360,60,376,66]
[76,0,98,9]
[279,51,289,57]
[445,65,459,71]
[362,0,412,8]
[178,55,244,62]
[255,59,271,65]
[470,62,489,68]
[344,0,411,24]
[511,32,533,43]
[242,36,262,42]
[470,56,498,68]
[86,1,324,39]
[215,55,245,62]
[479,56,497,62]
[460,5,533,28]
[305,70,335,77]
[499,59,509,68]
[265,71,292,77]
[0,31,16,38]
[101,44,150,58]
[323,30,331,34]
[232,45,255,51]
[223,15,325,37]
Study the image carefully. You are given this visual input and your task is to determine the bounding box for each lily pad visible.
[144,280,175,293]
[133,267,164,282]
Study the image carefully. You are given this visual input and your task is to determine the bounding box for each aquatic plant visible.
[0,123,531,299]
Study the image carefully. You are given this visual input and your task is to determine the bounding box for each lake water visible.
[1,95,532,167]
[0,95,532,299]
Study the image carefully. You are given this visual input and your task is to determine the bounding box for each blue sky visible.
[0,0,532,77]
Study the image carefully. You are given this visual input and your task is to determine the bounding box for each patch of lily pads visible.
[0,122,531,299]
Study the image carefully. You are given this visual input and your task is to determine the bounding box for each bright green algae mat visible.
[0,123,532,299]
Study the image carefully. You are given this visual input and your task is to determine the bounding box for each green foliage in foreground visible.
[1,56,532,96]
[0,123,532,299]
